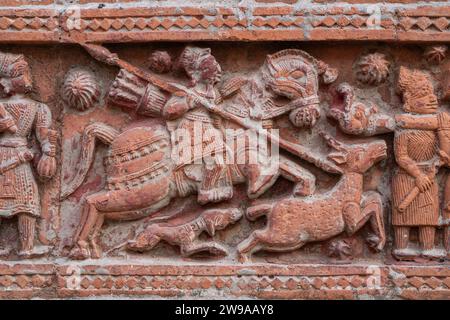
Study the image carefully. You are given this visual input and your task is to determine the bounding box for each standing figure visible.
[392,67,445,260]
[0,52,57,258]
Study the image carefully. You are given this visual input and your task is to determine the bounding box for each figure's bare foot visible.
[392,248,419,261]
[422,248,446,260]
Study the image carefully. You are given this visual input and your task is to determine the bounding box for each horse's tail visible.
[61,122,119,199]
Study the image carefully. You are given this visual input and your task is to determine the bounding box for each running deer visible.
[237,133,387,262]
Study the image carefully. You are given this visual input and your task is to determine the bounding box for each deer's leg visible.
[363,192,385,250]
[237,232,263,263]
[344,192,385,251]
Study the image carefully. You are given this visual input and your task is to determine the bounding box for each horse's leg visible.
[279,156,315,196]
[89,213,105,259]
[72,200,90,247]
[70,198,101,260]
[244,163,280,199]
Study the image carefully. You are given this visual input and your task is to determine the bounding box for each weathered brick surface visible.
[0,263,446,299]
[0,1,450,42]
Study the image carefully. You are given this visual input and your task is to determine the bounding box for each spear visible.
[79,42,343,175]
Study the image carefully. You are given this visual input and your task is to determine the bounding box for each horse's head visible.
[262,49,337,128]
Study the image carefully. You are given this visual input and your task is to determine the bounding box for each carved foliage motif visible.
[354,53,390,86]
[61,68,100,112]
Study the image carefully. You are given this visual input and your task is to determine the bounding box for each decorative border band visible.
[0,263,448,299]
[1,3,450,43]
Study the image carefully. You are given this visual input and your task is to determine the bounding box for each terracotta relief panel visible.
[0,0,449,300]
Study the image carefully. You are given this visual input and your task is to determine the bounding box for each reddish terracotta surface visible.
[0,1,448,300]
[0,2,450,43]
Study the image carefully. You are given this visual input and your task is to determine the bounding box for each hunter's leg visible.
[419,226,435,251]
[0,218,8,256]
[394,227,410,250]
[17,214,36,255]
[70,197,101,259]
[443,173,450,252]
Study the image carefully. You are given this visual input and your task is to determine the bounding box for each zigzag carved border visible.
[0,263,448,299]
[1,3,450,43]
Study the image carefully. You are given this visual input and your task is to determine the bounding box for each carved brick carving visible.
[0,0,448,300]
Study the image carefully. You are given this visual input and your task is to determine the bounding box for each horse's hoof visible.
[237,252,250,264]
[89,242,102,259]
[69,246,90,260]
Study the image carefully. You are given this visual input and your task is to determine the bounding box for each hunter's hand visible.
[415,174,432,192]
[37,154,56,180]
[19,150,34,163]
[439,150,450,167]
